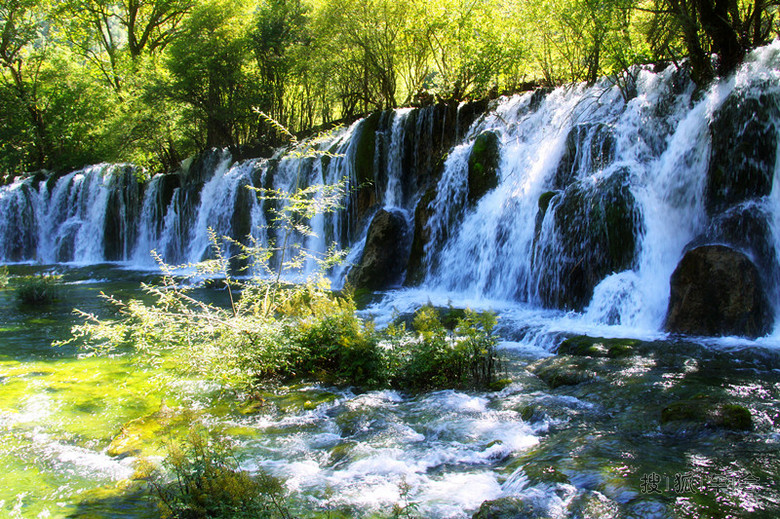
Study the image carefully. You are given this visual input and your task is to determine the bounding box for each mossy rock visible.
[568,491,620,519]
[351,112,382,229]
[346,208,412,290]
[553,123,616,190]
[706,92,779,215]
[557,335,639,358]
[523,463,571,485]
[107,406,199,458]
[244,386,339,415]
[328,442,355,467]
[660,399,753,431]
[532,357,594,389]
[467,131,501,205]
[715,404,753,431]
[533,168,641,310]
[472,496,546,519]
[488,378,513,392]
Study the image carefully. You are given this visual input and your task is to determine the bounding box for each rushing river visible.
[1,264,779,518]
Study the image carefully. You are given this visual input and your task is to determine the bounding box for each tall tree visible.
[165,0,259,148]
[0,0,51,170]
[57,0,194,93]
[250,0,309,130]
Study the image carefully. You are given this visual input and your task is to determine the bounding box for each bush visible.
[389,305,500,391]
[0,266,8,288]
[147,429,292,519]
[15,273,61,304]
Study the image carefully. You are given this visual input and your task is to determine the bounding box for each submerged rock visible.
[665,245,773,338]
[347,208,411,290]
[472,496,544,519]
[661,398,753,432]
[532,355,596,388]
[557,335,639,358]
[706,91,779,214]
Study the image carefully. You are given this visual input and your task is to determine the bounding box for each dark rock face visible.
[347,209,411,290]
[352,113,382,229]
[553,123,615,190]
[467,131,501,205]
[2,182,37,261]
[103,166,144,261]
[665,245,773,338]
[706,92,779,214]
[405,187,437,286]
[533,170,641,310]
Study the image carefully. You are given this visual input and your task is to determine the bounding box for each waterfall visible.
[2,42,780,339]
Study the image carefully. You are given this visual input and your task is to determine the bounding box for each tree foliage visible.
[2,0,777,179]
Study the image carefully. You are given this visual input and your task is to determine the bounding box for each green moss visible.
[534,357,593,388]
[660,399,753,431]
[355,112,381,184]
[538,190,556,217]
[716,404,753,431]
[558,335,639,358]
[467,131,501,204]
[661,400,709,424]
[523,463,571,485]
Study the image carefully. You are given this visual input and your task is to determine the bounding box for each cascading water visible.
[2,44,780,340]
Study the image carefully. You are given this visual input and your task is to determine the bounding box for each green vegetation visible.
[67,271,501,392]
[15,273,61,304]
[145,429,293,518]
[3,0,777,179]
[0,266,8,288]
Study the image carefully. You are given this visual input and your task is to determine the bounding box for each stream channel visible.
[1,264,779,518]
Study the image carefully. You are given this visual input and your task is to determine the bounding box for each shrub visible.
[389,305,500,391]
[0,266,8,288]
[15,273,61,304]
[148,429,292,519]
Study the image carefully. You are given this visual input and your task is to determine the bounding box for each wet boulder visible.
[533,169,641,310]
[702,201,778,285]
[467,131,501,205]
[347,208,411,291]
[665,245,773,338]
[706,92,779,214]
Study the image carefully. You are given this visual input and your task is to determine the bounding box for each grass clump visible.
[146,429,292,519]
[15,273,61,304]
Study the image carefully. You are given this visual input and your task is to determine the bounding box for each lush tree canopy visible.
[1,0,778,178]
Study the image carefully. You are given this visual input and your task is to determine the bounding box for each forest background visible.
[2,0,778,180]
